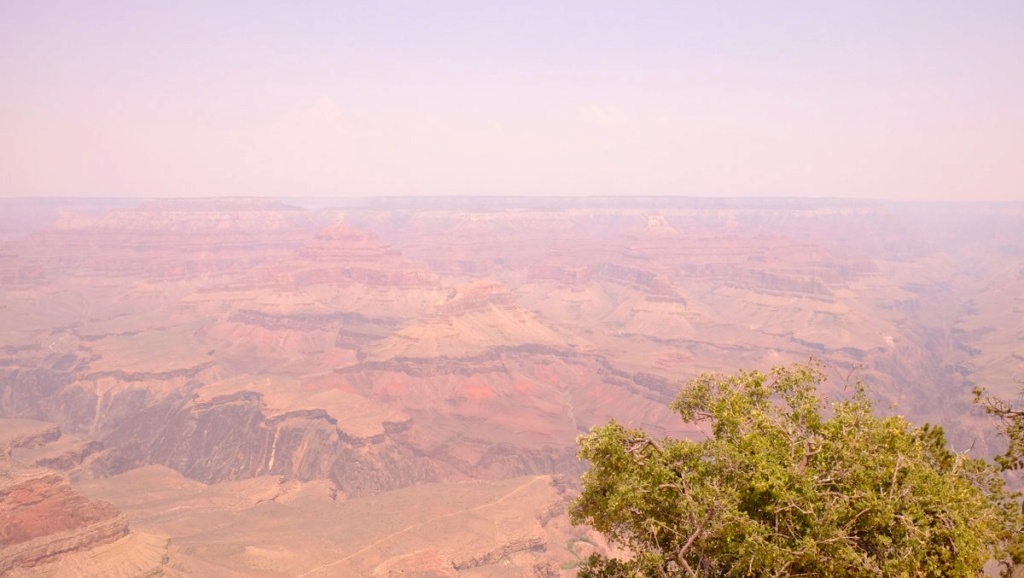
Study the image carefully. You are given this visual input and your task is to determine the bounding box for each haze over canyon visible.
[1,195,1022,576]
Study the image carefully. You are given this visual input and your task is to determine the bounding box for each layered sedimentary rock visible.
[5,532,172,578]
[0,420,142,575]
[0,419,61,453]
[267,219,439,288]
[10,198,315,279]
[0,196,1022,575]
[0,468,130,573]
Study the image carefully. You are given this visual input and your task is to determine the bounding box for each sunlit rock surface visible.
[0,196,1022,574]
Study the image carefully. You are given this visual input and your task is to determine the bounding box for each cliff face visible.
[0,343,805,499]
[89,389,440,496]
[267,219,440,288]
[0,364,435,496]
[0,333,677,498]
[0,196,1022,575]
[9,198,315,280]
[0,425,131,574]
[0,420,61,454]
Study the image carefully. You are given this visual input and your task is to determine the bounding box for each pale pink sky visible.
[1,1,1022,200]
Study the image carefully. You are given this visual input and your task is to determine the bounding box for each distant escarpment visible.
[11,198,315,279]
[336,343,675,402]
[230,308,397,334]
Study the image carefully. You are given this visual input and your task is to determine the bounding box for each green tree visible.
[571,363,1023,577]
[974,383,1024,471]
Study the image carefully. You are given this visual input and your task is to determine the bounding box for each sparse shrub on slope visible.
[571,363,1024,577]
[975,383,1024,472]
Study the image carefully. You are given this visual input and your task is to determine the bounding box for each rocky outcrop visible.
[0,462,129,574]
[0,355,440,497]
[452,536,546,570]
[437,281,516,315]
[275,219,439,287]
[230,308,396,333]
[35,441,105,471]
[0,422,61,455]
[5,532,171,578]
[82,388,439,497]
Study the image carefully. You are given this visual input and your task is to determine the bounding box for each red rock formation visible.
[278,219,438,287]
[437,281,515,315]
[0,196,1022,576]
[0,457,129,573]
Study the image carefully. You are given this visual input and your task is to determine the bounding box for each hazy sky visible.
[2,1,1022,200]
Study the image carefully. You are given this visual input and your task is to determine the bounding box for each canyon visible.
[1,196,1022,576]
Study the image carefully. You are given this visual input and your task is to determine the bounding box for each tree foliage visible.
[571,363,1023,577]
[974,383,1024,471]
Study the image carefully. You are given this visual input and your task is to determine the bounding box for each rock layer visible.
[0,196,1022,575]
[0,446,130,573]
